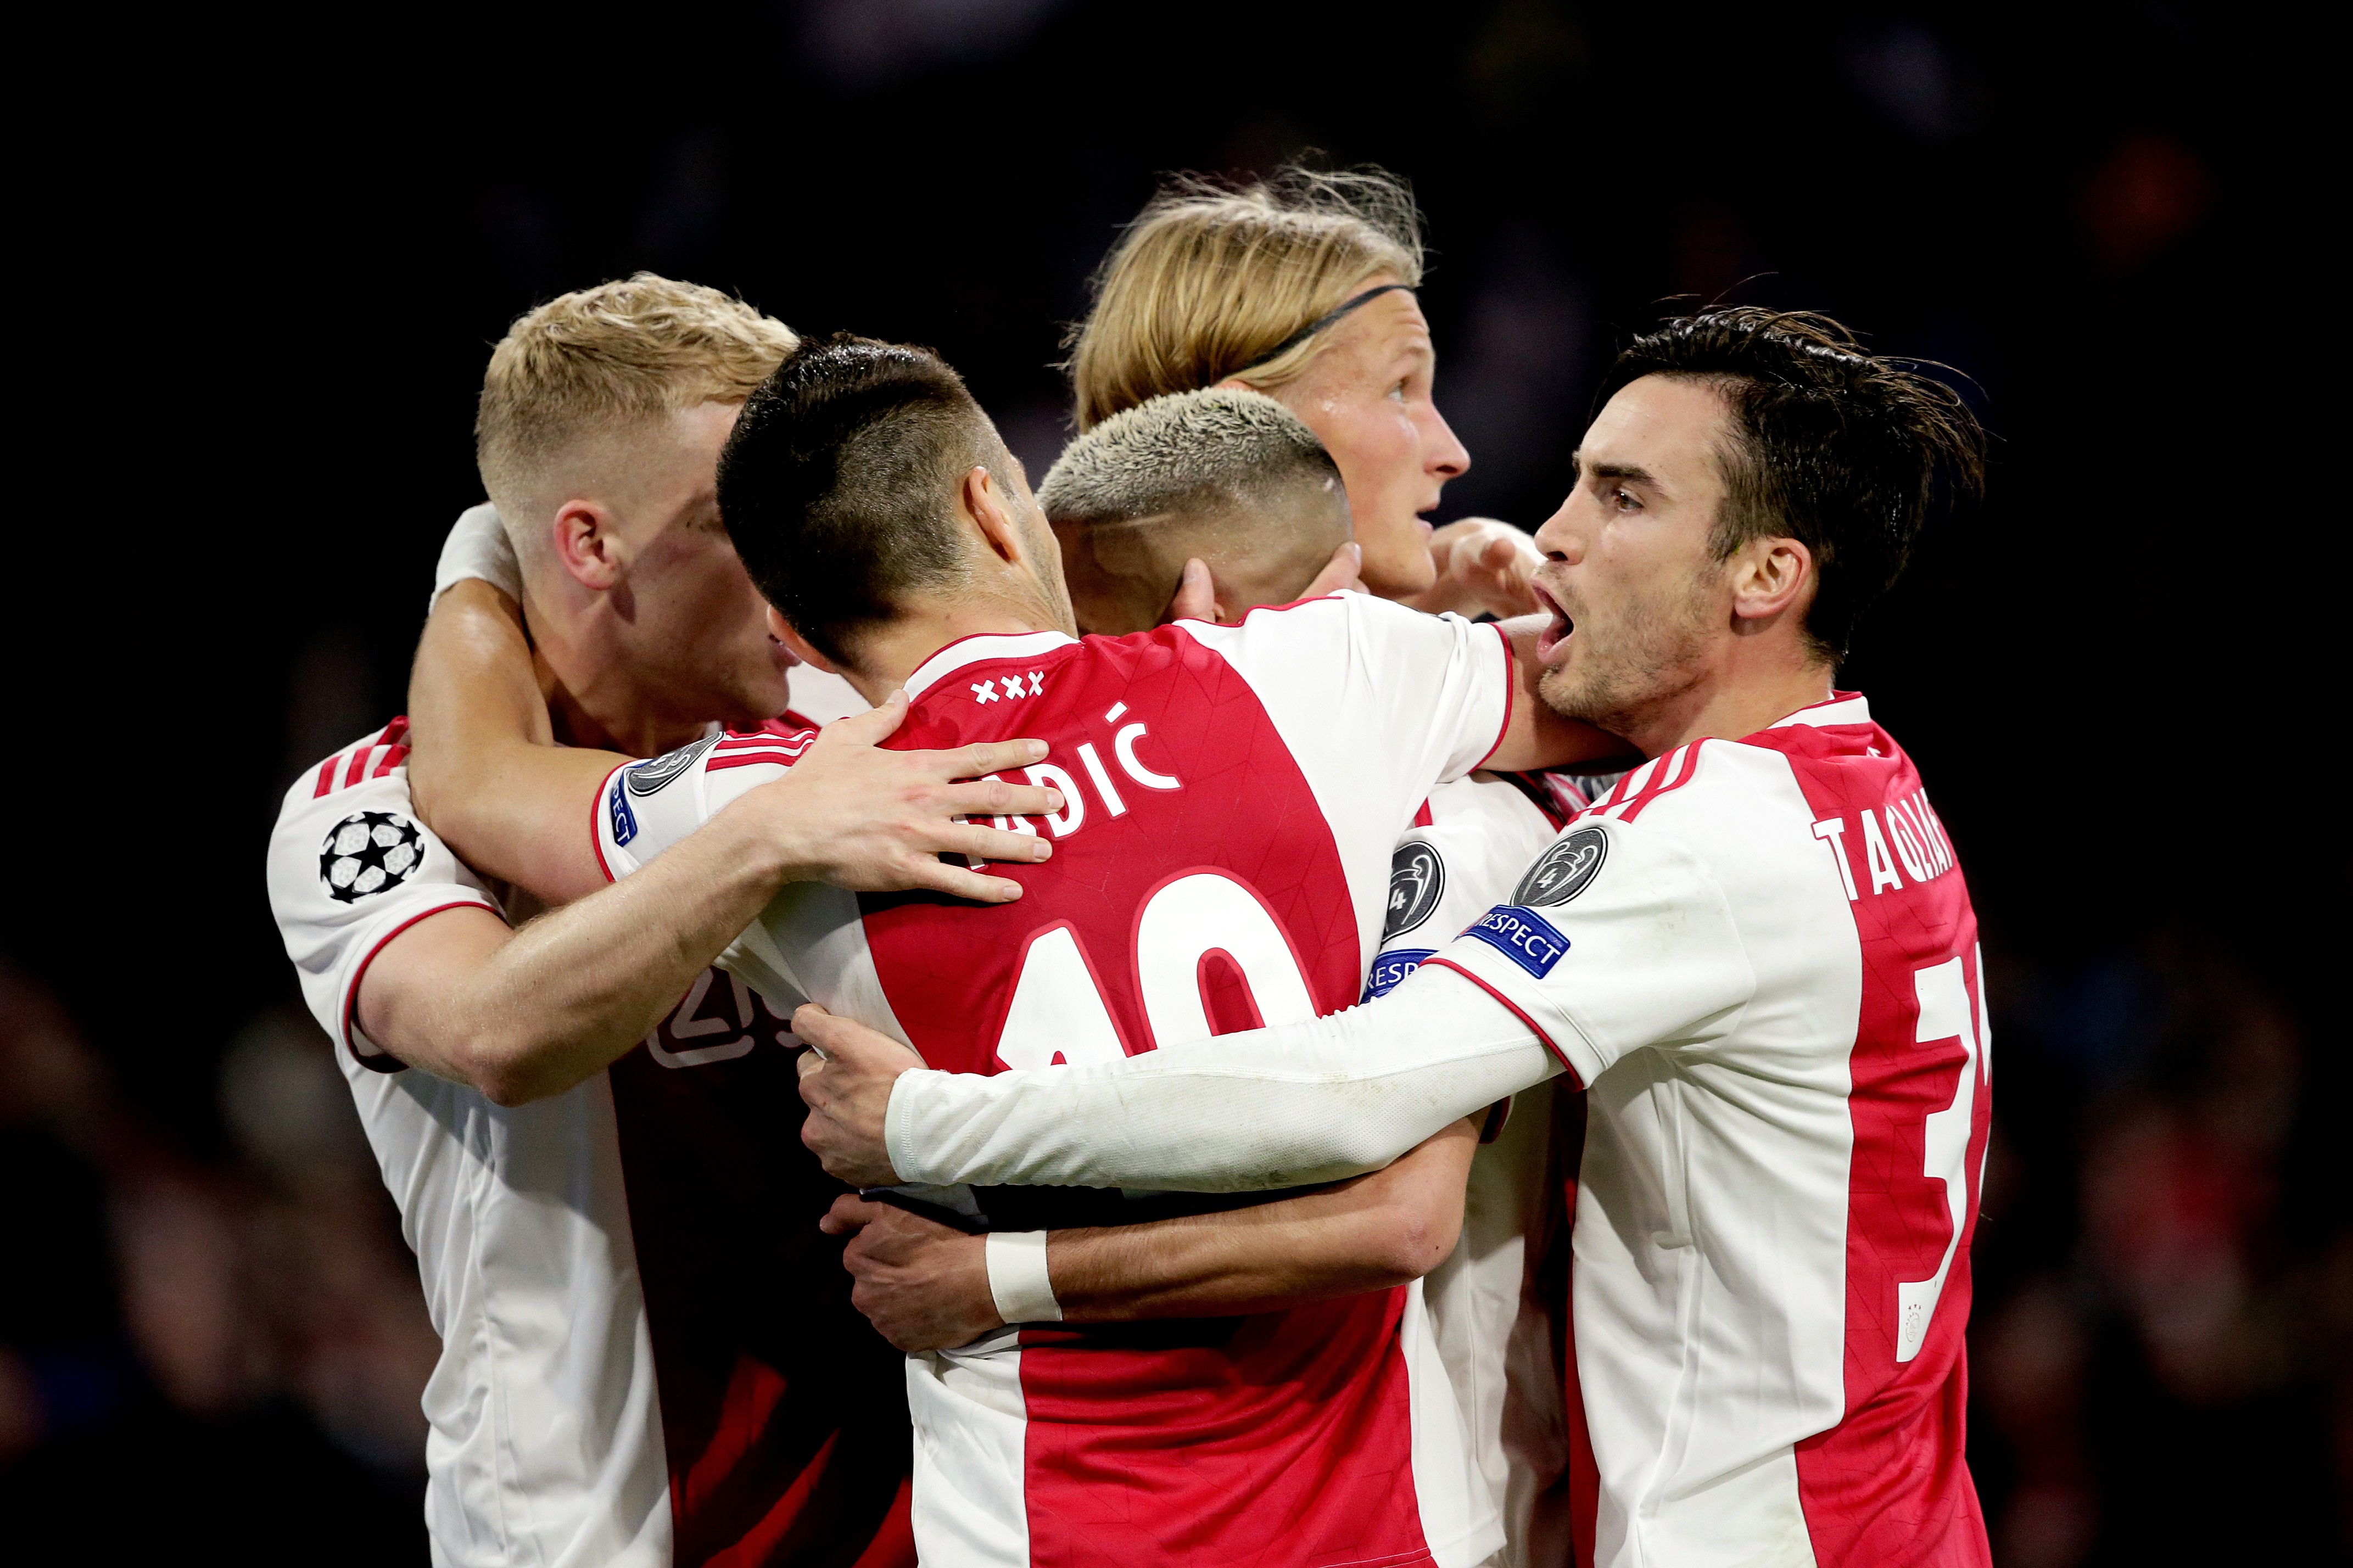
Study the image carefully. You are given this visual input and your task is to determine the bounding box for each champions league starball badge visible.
[318,811,426,903]
[1384,842,1446,940]
[1512,826,1608,908]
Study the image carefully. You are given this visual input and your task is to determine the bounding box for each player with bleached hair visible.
[802,309,1999,1568]
[404,333,1630,1566]
[812,384,1585,1565]
[266,274,1065,1568]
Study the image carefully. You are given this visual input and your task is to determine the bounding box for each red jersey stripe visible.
[707,753,806,772]
[1618,742,1706,824]
[343,745,375,790]
[313,754,340,798]
[372,745,410,779]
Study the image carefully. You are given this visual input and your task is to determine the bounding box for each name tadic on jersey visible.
[591,602,1517,1568]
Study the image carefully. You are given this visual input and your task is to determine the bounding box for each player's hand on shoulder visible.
[821,1194,999,1353]
[726,692,1066,903]
[796,1005,920,1187]
[1159,542,1363,628]
[1401,518,1542,619]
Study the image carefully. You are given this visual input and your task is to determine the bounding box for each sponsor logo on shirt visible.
[625,733,721,796]
[1463,905,1570,978]
[608,776,638,848]
[1512,826,1608,908]
[1383,842,1446,940]
[318,810,425,903]
[1361,947,1437,1002]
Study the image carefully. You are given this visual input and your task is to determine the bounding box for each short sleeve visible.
[1177,593,1514,837]
[267,732,503,1071]
[592,725,814,882]
[1422,812,1756,1089]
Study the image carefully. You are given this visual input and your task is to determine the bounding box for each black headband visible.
[1233,283,1415,375]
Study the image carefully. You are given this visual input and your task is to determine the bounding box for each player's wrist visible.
[983,1230,1061,1325]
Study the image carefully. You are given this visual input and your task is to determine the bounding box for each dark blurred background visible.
[6,1,2341,1560]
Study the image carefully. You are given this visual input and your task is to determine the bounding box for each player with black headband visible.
[802,309,1999,1568]
[1069,164,1544,618]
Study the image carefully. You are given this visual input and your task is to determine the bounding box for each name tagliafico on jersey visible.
[1463,905,1570,977]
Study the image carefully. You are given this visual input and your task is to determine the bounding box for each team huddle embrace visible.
[266,168,1994,1568]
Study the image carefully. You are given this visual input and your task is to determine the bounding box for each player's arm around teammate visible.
[353,693,1056,1106]
[409,578,1060,906]
[358,578,1062,1106]
[814,1115,1482,1352]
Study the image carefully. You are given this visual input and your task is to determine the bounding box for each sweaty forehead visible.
[1321,287,1433,363]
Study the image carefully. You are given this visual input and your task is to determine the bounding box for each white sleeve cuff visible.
[430,503,522,612]
[984,1230,1062,1324]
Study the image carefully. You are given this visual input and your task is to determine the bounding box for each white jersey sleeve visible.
[589,725,824,1015]
[267,723,505,1069]
[1176,592,1513,825]
[1422,802,1756,1089]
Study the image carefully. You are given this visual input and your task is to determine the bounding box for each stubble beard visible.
[1536,570,1719,744]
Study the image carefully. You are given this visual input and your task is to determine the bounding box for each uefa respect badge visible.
[1462,905,1570,978]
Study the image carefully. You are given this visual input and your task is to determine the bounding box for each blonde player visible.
[1070,164,1541,616]
[267,276,1059,1568]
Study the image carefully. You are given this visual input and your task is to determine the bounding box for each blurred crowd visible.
[0,973,436,1560]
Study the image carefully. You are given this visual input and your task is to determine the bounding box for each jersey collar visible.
[1768,690,1872,729]
[902,630,1080,699]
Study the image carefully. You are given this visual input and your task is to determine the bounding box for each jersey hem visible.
[1419,958,1585,1091]
[339,897,504,1072]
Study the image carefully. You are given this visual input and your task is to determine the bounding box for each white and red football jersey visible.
[595,595,1516,1568]
[267,719,918,1568]
[1424,693,1993,1568]
[1370,772,1578,1568]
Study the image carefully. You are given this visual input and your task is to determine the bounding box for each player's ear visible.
[767,606,837,674]
[1728,535,1814,628]
[552,499,624,592]
[963,467,1025,568]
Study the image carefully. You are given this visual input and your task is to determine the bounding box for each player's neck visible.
[527,598,712,759]
[1640,653,1837,756]
[837,603,1069,706]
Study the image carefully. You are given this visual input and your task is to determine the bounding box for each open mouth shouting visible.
[1533,581,1575,664]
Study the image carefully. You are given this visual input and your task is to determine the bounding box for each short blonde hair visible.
[475,272,798,524]
[1066,166,1423,433]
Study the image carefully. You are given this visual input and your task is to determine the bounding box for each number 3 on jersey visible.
[1897,943,1991,1362]
[994,870,1320,1071]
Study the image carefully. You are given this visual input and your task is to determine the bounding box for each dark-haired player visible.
[409,334,1624,1567]
[802,309,1998,1568]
